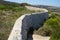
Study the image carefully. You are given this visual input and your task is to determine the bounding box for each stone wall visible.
[8,12,49,40]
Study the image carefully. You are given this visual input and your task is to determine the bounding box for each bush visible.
[34,22,52,36]
[34,14,60,40]
[45,14,60,40]
[37,25,52,36]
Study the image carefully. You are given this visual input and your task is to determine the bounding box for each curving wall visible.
[8,7,49,40]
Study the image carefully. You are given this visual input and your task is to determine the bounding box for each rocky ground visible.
[33,34,50,40]
[28,34,50,40]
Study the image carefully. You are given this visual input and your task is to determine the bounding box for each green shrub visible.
[36,25,52,36]
[45,14,60,40]
[34,14,60,40]
[50,32,60,40]
[12,7,26,11]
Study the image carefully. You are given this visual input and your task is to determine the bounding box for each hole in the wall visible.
[27,27,34,40]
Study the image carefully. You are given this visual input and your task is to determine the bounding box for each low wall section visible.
[8,10,49,40]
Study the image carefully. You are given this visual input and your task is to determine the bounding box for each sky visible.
[5,0,60,7]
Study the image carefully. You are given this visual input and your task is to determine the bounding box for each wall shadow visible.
[27,22,45,40]
[27,27,34,40]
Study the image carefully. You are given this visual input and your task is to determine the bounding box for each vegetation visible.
[0,0,60,40]
[20,3,31,6]
[0,2,33,40]
[34,14,60,40]
[49,14,60,40]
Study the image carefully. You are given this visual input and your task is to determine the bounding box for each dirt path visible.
[25,6,48,12]
[33,34,50,40]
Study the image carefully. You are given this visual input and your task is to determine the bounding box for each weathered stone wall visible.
[8,12,49,40]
